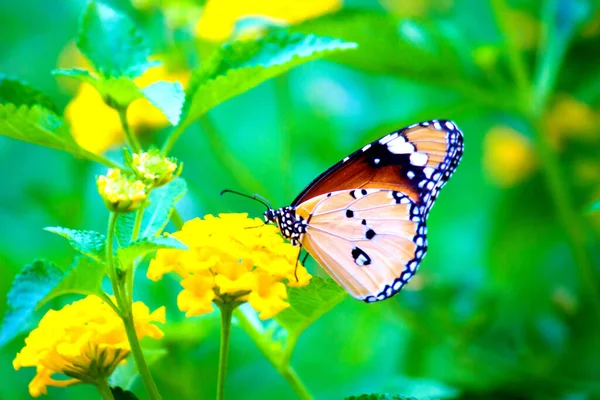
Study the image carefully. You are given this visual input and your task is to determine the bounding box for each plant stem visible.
[216,304,234,400]
[84,150,123,169]
[95,379,116,400]
[118,107,142,153]
[235,310,313,400]
[122,312,163,400]
[106,212,125,310]
[171,208,185,230]
[161,121,189,155]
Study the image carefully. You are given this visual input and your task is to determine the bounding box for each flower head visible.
[129,149,181,188]
[97,168,147,213]
[13,296,165,397]
[483,126,537,187]
[148,213,311,319]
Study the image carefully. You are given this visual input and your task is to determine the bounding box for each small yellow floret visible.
[97,169,147,213]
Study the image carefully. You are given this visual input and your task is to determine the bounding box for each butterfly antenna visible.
[220,189,272,211]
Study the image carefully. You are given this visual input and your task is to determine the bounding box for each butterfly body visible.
[264,119,464,303]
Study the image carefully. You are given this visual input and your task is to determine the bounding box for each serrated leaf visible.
[0,260,63,347]
[275,276,347,337]
[292,11,465,79]
[97,77,144,107]
[345,395,418,400]
[182,32,356,125]
[141,178,187,238]
[142,81,185,125]
[116,236,187,268]
[52,68,98,86]
[76,2,159,78]
[116,212,137,248]
[110,348,167,390]
[38,257,107,307]
[0,102,104,161]
[45,227,106,262]
[0,74,58,111]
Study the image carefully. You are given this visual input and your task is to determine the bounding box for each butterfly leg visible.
[293,247,310,282]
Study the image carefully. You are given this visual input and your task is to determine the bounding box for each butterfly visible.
[228,119,463,303]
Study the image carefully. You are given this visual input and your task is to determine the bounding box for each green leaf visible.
[345,395,418,400]
[110,348,167,390]
[275,276,347,338]
[52,68,98,86]
[0,260,63,347]
[182,32,356,125]
[116,212,137,248]
[0,74,58,111]
[38,257,107,307]
[97,77,144,107]
[76,2,159,78]
[142,81,185,125]
[45,227,106,262]
[116,236,187,268]
[291,11,465,78]
[141,178,187,238]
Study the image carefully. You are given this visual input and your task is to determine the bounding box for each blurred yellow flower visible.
[13,296,165,397]
[97,168,147,213]
[59,42,190,154]
[483,126,537,187]
[148,213,311,319]
[505,10,540,50]
[196,0,341,41]
[545,95,599,146]
[380,0,453,18]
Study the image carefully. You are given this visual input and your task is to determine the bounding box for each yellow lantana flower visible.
[483,126,537,187]
[130,149,181,188]
[13,295,165,397]
[63,62,190,154]
[545,95,599,147]
[196,0,341,41]
[148,213,311,319]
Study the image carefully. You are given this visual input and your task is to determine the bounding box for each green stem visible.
[170,208,185,230]
[83,150,123,169]
[118,107,142,153]
[125,207,146,303]
[95,379,115,400]
[161,121,189,155]
[216,304,234,400]
[235,310,312,400]
[106,212,125,310]
[122,312,163,400]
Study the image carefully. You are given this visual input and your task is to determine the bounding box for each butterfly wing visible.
[296,189,426,302]
[292,120,463,215]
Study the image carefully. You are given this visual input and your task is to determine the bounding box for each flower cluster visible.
[129,148,180,188]
[483,126,537,187]
[96,168,147,213]
[13,296,165,397]
[148,213,311,319]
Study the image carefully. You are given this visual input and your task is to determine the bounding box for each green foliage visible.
[590,199,600,213]
[276,276,347,338]
[38,257,107,307]
[110,348,167,390]
[76,2,158,78]
[182,32,357,125]
[345,395,417,400]
[0,260,63,347]
[142,81,185,126]
[0,74,58,111]
[141,178,187,238]
[44,227,106,262]
[116,236,186,268]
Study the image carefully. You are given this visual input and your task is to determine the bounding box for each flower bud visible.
[129,149,181,188]
[97,168,147,213]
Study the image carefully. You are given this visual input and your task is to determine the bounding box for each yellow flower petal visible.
[483,126,537,187]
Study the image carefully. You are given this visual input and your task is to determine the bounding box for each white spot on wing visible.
[379,133,398,145]
[445,121,455,130]
[433,121,442,130]
[362,144,372,152]
[410,152,428,167]
[407,171,415,179]
[343,156,350,162]
[388,139,415,154]
[423,167,435,179]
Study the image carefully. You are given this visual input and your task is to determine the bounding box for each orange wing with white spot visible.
[290,120,463,302]
[296,189,426,302]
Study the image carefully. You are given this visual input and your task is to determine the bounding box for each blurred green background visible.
[2,0,600,398]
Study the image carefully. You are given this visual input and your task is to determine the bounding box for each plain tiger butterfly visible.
[228,119,463,303]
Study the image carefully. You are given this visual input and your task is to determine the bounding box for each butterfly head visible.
[265,206,306,246]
